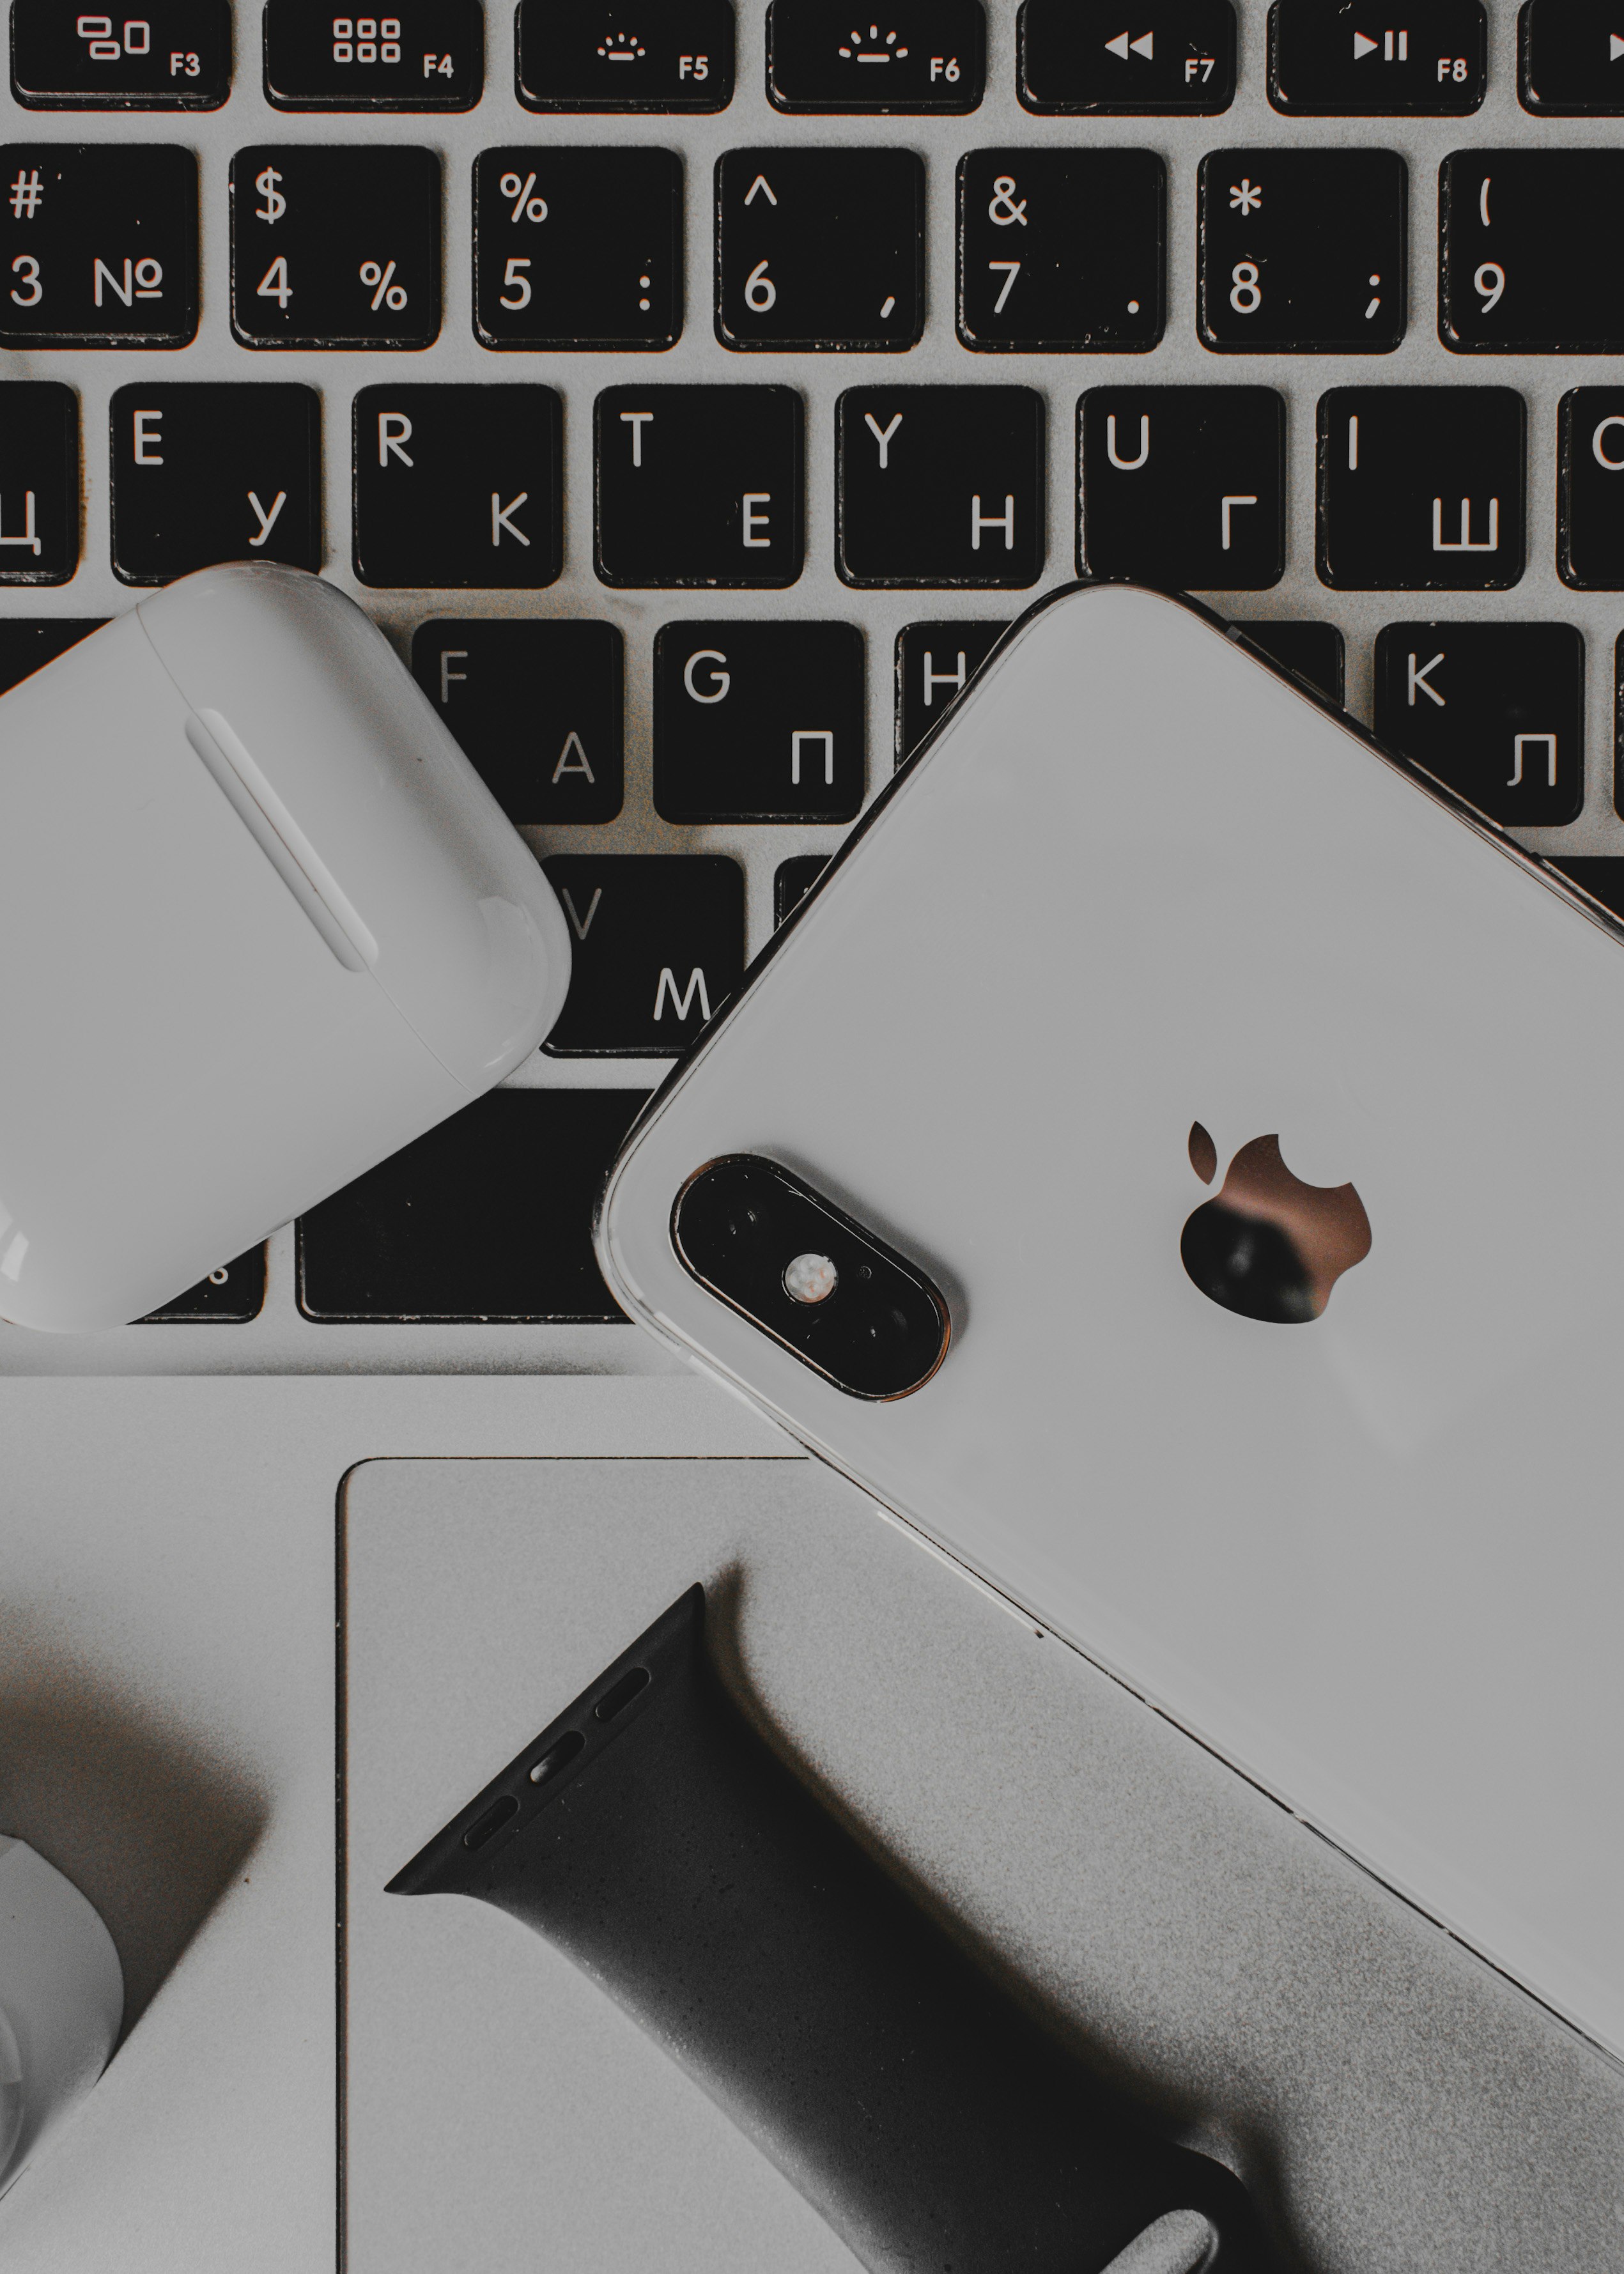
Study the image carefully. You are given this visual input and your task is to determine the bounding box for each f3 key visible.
[716,149,923,352]
[1442,152,1624,353]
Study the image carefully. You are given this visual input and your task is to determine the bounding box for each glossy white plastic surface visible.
[0,565,570,1331]
[0,1837,123,2200]
[599,583,1624,2060]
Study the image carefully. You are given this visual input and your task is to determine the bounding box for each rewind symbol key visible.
[1020,0,1235,111]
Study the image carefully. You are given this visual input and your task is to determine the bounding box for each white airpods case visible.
[0,563,571,1332]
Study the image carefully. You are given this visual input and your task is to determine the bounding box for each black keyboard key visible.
[1198,148,1406,353]
[894,618,1007,760]
[957,148,1164,352]
[1441,151,1624,354]
[595,385,803,588]
[298,1088,649,1320]
[716,147,923,352]
[110,382,321,583]
[0,382,80,585]
[1558,388,1624,591]
[541,854,744,1055]
[12,0,229,107]
[1078,386,1285,589]
[1269,0,1485,113]
[0,143,196,346]
[230,145,440,350]
[474,146,682,351]
[1548,856,1624,918]
[774,853,830,923]
[0,615,102,688]
[654,621,864,821]
[1519,0,1624,115]
[412,619,624,822]
[1018,0,1235,113]
[837,386,1044,589]
[1318,387,1525,591]
[516,0,734,112]
[1239,619,1345,705]
[264,0,483,107]
[353,383,561,588]
[767,0,985,112]
[141,1246,267,1321]
[1373,623,1583,826]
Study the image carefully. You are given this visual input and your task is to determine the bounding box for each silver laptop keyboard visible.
[3,0,1621,1377]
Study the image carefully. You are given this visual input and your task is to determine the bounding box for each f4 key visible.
[1442,152,1624,353]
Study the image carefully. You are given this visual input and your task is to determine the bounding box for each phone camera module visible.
[784,1251,838,1304]
[672,1156,950,1400]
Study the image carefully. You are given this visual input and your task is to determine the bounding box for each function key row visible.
[21,0,1624,117]
[14,378,1624,594]
[8,143,1624,359]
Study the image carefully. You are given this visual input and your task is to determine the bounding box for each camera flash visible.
[784,1251,838,1304]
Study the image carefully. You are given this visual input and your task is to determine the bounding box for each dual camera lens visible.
[670,1156,950,1400]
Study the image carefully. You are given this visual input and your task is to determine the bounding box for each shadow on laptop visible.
[0,1606,267,2043]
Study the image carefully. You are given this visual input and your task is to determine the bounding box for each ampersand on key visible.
[988,176,1028,228]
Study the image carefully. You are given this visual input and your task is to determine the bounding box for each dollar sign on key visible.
[255,166,286,224]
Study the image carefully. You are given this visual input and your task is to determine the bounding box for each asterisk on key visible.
[1228,178,1262,214]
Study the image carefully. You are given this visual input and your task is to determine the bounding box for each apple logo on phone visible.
[1181,1123,1371,1324]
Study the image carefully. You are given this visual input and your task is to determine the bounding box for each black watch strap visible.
[389,1585,1276,2274]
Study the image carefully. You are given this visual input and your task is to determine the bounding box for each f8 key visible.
[1442,151,1624,353]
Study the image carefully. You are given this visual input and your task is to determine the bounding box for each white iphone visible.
[597,582,1624,2063]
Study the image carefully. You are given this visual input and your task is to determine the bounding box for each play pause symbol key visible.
[1268,0,1485,112]
[353,384,561,587]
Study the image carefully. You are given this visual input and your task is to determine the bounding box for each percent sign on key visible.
[500,170,548,222]
[360,259,408,310]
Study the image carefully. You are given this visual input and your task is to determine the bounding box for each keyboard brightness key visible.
[767,0,985,112]
[516,0,735,112]
[1373,622,1583,826]
[837,386,1044,589]
[1318,386,1525,592]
